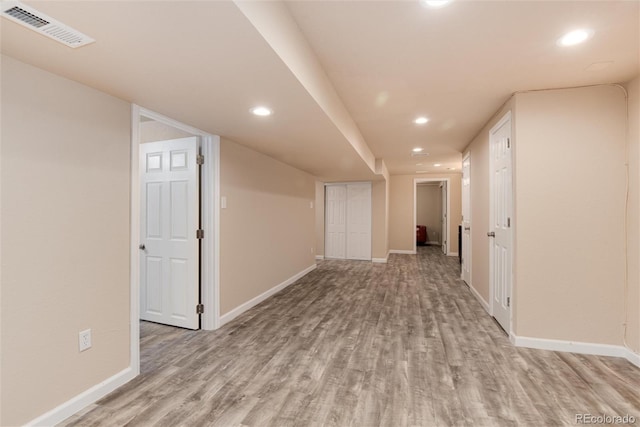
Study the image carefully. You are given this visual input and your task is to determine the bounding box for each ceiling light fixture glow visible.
[250,106,273,116]
[421,0,452,8]
[433,163,442,167]
[412,147,423,153]
[414,117,429,124]
[557,29,594,47]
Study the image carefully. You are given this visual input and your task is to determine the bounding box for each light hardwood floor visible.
[62,246,640,426]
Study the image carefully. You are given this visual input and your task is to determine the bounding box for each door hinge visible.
[197,154,204,165]
[196,304,204,314]
[507,217,511,227]
[196,229,204,239]
[507,138,510,149]
[507,297,510,307]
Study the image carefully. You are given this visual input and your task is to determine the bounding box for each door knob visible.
[487,232,495,237]
[139,244,146,250]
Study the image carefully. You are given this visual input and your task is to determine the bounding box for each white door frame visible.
[413,178,451,255]
[488,110,513,334]
[130,105,220,373]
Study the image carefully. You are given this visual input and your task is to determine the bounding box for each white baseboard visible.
[624,347,640,367]
[372,257,387,263]
[219,264,317,327]
[466,283,490,314]
[427,241,440,245]
[389,249,416,255]
[512,335,640,368]
[25,367,136,427]
[315,255,324,260]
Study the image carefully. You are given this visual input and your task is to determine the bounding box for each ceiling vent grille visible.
[411,152,430,157]
[1,1,94,48]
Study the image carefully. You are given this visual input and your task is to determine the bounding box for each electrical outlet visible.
[79,329,92,352]
[310,247,314,254]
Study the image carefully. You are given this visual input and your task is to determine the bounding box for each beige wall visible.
[389,173,462,254]
[1,56,131,426]
[219,138,315,315]
[140,120,194,143]
[371,180,389,259]
[514,86,626,345]
[463,98,515,303]
[416,185,442,244]
[625,76,640,354]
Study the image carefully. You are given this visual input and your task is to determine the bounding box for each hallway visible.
[62,247,640,426]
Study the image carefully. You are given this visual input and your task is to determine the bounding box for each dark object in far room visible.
[458,225,462,264]
[416,225,427,246]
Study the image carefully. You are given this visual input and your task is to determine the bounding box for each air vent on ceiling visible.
[1,1,94,48]
[411,152,430,157]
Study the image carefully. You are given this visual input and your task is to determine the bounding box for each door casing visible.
[130,105,220,375]
[413,178,451,255]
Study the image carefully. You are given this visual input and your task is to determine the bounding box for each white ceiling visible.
[2,1,638,179]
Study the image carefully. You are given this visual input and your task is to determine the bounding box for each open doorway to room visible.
[413,178,450,256]
[415,182,443,248]
[130,106,220,375]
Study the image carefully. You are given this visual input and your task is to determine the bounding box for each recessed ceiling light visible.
[414,117,429,124]
[250,106,273,116]
[557,29,594,47]
[412,147,423,153]
[434,163,442,167]
[421,0,452,8]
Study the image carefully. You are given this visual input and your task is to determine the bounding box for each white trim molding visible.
[315,255,325,261]
[372,257,388,263]
[467,284,490,314]
[218,264,317,327]
[512,335,640,368]
[389,249,416,255]
[25,368,136,427]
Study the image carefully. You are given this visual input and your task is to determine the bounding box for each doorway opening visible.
[413,178,451,256]
[130,105,220,375]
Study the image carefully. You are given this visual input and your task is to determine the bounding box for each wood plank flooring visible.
[61,246,640,426]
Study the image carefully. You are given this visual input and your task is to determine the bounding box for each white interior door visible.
[489,113,513,333]
[441,182,447,254]
[462,155,471,284]
[346,183,372,261]
[325,185,347,259]
[140,137,200,330]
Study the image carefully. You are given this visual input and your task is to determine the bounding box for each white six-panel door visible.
[489,113,513,333]
[140,137,200,330]
[325,185,347,259]
[346,183,372,260]
[325,183,371,261]
[462,155,471,284]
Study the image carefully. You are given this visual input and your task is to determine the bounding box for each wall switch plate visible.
[310,201,314,209]
[79,329,92,352]
[221,196,227,209]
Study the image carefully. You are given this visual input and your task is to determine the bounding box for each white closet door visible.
[325,185,347,259]
[346,183,372,261]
